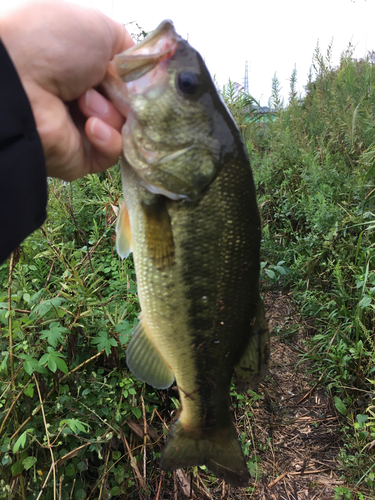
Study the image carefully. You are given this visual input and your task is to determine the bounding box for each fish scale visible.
[103,19,269,487]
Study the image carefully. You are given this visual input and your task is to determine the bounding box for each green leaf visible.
[60,419,90,434]
[334,396,347,416]
[24,384,34,398]
[0,352,9,374]
[248,458,260,477]
[2,453,12,466]
[131,407,142,419]
[40,322,69,348]
[11,460,24,476]
[356,414,368,426]
[19,354,39,376]
[114,466,125,484]
[55,357,69,374]
[266,269,275,279]
[358,296,372,309]
[13,431,27,453]
[22,456,37,470]
[65,463,76,476]
[48,357,57,372]
[115,321,133,345]
[91,331,117,356]
[29,289,44,305]
[39,348,68,374]
[274,265,287,275]
[74,489,86,500]
[30,297,64,320]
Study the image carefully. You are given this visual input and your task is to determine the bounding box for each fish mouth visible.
[114,20,180,82]
[101,20,179,117]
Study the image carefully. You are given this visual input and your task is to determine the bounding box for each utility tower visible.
[243,61,249,94]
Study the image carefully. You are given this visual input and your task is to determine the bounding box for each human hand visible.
[1,1,134,181]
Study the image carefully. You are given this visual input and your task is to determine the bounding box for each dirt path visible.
[244,291,345,499]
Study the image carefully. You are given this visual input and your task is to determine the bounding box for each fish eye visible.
[177,71,199,95]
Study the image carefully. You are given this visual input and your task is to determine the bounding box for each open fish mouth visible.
[114,20,180,82]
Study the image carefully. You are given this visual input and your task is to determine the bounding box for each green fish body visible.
[104,20,269,487]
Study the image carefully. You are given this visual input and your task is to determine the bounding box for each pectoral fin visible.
[142,196,174,270]
[235,299,269,391]
[126,318,175,389]
[116,200,132,259]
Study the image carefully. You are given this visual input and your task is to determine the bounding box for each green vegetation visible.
[0,171,153,499]
[243,43,375,497]
[1,42,375,499]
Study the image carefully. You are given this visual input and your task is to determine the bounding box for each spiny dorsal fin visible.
[126,318,175,389]
[234,299,269,391]
[116,200,132,259]
[142,196,174,270]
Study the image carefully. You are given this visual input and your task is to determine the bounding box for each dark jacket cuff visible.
[0,39,47,263]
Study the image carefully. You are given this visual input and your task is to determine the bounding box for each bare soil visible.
[241,291,345,500]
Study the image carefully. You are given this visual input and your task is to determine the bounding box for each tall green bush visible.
[247,43,375,490]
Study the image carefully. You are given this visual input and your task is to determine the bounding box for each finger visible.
[78,88,125,131]
[35,88,122,181]
[84,116,123,173]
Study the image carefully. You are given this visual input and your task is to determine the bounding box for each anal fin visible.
[235,298,269,391]
[126,318,175,389]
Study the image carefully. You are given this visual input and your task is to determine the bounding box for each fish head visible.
[104,20,239,201]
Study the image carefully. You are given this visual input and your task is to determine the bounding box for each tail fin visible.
[160,419,250,487]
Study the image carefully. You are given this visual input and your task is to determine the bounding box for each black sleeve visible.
[0,39,47,264]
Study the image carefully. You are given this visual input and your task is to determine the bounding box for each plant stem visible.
[34,374,56,500]
[8,251,15,384]
[7,252,26,499]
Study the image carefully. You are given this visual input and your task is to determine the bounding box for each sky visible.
[2,0,375,105]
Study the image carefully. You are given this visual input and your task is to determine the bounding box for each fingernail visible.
[85,89,109,116]
[90,117,112,142]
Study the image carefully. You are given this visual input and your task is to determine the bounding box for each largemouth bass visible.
[103,20,269,487]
